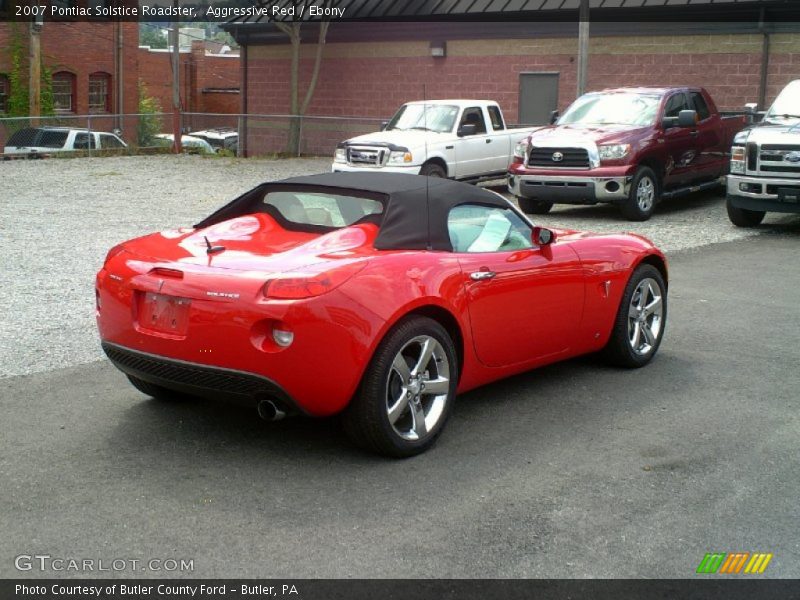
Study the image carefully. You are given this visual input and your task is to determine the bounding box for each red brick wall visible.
[243,33,800,156]
[137,42,240,115]
[0,22,139,145]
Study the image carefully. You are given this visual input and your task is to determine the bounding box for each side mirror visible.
[457,123,477,137]
[532,226,556,246]
[549,110,560,125]
[380,121,389,131]
[677,109,698,128]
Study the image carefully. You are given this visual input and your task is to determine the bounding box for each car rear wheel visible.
[602,264,667,368]
[420,162,446,178]
[126,375,189,402]
[621,166,659,221]
[517,197,553,214]
[726,197,765,227]
[343,316,458,457]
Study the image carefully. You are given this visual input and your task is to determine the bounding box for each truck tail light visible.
[263,261,367,299]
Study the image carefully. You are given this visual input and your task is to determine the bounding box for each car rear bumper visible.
[507,173,633,204]
[727,174,800,213]
[102,341,301,414]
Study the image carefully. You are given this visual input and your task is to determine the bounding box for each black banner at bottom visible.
[3,579,800,600]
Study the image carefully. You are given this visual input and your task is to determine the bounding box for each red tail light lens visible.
[263,261,367,299]
[149,267,184,279]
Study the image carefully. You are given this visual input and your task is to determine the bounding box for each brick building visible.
[224,0,800,157]
[0,20,240,146]
[0,21,139,125]
[138,40,240,117]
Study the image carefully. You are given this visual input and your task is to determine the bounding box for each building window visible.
[89,72,111,113]
[0,74,9,114]
[53,72,76,113]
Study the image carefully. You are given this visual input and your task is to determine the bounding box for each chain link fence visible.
[0,112,387,160]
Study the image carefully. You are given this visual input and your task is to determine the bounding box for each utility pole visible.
[576,0,590,98]
[29,16,43,125]
[170,4,182,153]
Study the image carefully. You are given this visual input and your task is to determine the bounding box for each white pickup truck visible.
[332,100,535,182]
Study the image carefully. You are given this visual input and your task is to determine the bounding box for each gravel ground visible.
[1,154,797,380]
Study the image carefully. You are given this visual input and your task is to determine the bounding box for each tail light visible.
[149,267,184,279]
[263,261,367,299]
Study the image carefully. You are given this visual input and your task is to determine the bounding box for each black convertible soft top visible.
[196,172,511,252]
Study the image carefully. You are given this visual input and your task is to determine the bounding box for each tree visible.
[273,13,330,155]
[139,24,167,49]
[137,82,163,147]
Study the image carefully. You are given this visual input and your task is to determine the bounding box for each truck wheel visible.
[420,163,446,178]
[517,197,553,215]
[621,167,659,221]
[726,197,765,227]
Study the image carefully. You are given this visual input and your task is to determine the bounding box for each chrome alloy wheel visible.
[628,277,663,356]
[636,176,656,212]
[386,335,451,441]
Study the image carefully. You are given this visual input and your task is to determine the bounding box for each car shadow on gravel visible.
[105,348,695,465]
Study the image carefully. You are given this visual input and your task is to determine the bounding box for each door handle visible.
[470,270,496,281]
[690,130,699,137]
[485,138,492,144]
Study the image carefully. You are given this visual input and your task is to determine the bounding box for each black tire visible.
[126,375,190,402]
[621,166,659,221]
[602,264,667,368]
[343,316,458,457]
[726,197,765,227]
[517,196,553,215]
[420,162,446,178]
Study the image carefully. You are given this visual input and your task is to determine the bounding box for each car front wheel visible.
[602,264,667,368]
[343,316,458,457]
[621,166,659,221]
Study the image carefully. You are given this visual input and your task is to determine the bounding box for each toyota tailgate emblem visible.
[552,152,564,162]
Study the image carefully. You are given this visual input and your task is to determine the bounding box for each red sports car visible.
[96,173,667,457]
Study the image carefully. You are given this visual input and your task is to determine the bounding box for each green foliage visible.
[40,65,54,116]
[7,26,28,117]
[4,24,54,118]
[137,81,163,147]
[139,23,167,49]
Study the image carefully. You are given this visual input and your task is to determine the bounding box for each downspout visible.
[240,43,248,158]
[116,21,124,132]
[758,7,770,110]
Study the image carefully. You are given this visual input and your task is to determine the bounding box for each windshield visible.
[559,92,661,126]
[765,81,800,121]
[386,104,459,133]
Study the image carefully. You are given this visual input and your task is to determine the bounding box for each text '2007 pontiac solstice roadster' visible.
[96,173,668,456]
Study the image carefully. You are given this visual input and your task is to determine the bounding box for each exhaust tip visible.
[257,399,286,422]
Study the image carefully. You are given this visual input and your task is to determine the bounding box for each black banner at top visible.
[2,0,800,23]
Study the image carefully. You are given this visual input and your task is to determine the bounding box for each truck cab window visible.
[459,107,487,135]
[690,92,711,120]
[664,93,690,118]
[487,106,505,131]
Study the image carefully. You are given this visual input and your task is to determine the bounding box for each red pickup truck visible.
[508,87,747,220]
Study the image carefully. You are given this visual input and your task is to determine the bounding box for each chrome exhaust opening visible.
[257,398,286,422]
